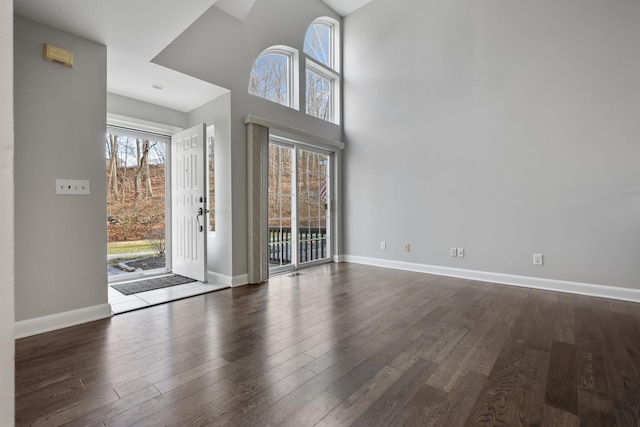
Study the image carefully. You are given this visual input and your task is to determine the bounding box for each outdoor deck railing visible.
[269,227,327,264]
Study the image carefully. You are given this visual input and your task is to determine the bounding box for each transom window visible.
[304,18,340,124]
[249,47,298,109]
[304,21,334,69]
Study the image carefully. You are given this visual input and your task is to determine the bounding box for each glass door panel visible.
[297,149,330,265]
[268,144,294,271]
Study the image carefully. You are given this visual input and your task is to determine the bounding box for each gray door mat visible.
[111,274,196,295]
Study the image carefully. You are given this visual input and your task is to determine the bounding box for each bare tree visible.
[249,53,289,106]
[107,134,119,201]
[134,139,155,200]
[305,71,331,121]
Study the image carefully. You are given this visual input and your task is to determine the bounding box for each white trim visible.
[108,268,171,284]
[248,46,300,111]
[244,115,345,149]
[106,113,183,137]
[206,271,249,288]
[333,254,346,263]
[15,304,112,339]
[305,58,340,125]
[343,255,640,304]
[304,17,341,73]
[207,270,230,286]
[232,274,250,287]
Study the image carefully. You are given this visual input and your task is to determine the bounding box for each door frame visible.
[106,121,174,283]
[268,136,334,274]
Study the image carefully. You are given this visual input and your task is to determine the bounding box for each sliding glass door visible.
[268,140,331,273]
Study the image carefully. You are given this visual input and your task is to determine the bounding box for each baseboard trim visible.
[207,271,230,286]
[343,255,640,304]
[207,271,249,288]
[231,274,249,287]
[15,303,112,339]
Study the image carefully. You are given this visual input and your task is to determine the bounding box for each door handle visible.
[196,206,211,232]
[196,207,204,232]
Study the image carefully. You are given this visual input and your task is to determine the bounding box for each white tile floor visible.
[108,280,229,314]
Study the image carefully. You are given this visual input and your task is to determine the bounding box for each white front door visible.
[171,124,207,282]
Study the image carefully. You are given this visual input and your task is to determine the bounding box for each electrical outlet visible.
[450,248,458,257]
[533,254,543,266]
[404,244,410,252]
[380,241,386,250]
[457,248,465,258]
[55,179,90,195]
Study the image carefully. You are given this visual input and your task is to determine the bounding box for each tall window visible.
[248,46,298,109]
[304,18,340,124]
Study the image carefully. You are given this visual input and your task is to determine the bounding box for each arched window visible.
[304,20,335,69]
[304,18,340,124]
[248,46,298,109]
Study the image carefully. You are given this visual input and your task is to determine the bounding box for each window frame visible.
[248,46,300,110]
[305,59,340,124]
[303,17,341,124]
[304,19,338,71]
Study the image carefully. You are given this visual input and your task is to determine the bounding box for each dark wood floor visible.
[15,263,640,426]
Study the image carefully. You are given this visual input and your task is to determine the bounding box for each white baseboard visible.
[343,255,640,304]
[207,271,248,288]
[15,303,112,339]
[333,255,346,263]
[207,271,230,286]
[231,274,249,287]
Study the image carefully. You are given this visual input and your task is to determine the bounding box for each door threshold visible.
[108,268,171,284]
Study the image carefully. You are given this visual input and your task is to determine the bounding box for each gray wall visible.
[1,0,14,423]
[154,0,343,278]
[107,92,189,129]
[14,16,108,321]
[343,0,640,289]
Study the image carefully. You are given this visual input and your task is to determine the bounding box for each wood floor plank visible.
[316,364,403,427]
[14,263,640,426]
[426,332,485,392]
[575,302,610,395]
[427,370,487,426]
[541,404,580,427]
[245,359,355,426]
[198,367,318,426]
[590,300,640,426]
[103,375,239,426]
[578,389,619,426]
[546,341,579,415]
[278,391,342,427]
[59,385,160,427]
[19,388,120,426]
[554,294,576,345]
[352,357,438,426]
[391,383,448,426]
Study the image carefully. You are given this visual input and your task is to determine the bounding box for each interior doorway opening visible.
[106,131,169,280]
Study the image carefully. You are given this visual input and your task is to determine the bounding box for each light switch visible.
[55,179,90,195]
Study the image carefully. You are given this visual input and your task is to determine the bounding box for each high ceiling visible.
[14,0,373,112]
